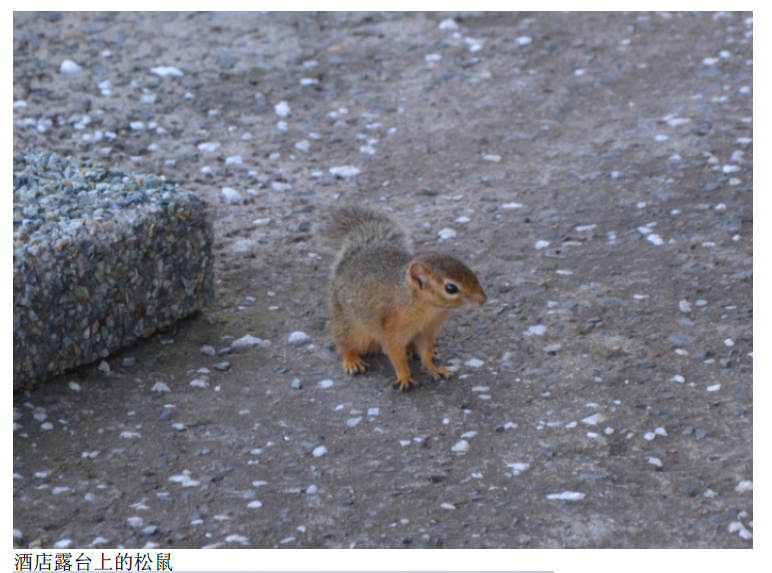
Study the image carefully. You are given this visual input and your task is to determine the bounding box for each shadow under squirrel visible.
[325,206,487,391]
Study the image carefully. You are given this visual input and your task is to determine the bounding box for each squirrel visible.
[325,206,487,391]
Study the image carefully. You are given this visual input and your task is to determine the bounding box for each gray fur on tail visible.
[325,206,411,270]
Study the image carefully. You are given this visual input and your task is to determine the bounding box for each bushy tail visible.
[325,206,410,268]
[326,205,409,249]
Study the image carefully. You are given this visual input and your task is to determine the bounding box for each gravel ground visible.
[13,11,752,549]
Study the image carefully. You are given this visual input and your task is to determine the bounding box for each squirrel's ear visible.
[408,261,432,290]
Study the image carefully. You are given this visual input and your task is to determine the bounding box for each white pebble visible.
[501,202,523,209]
[274,101,291,117]
[672,375,685,384]
[189,379,208,388]
[575,224,596,232]
[582,413,604,426]
[127,516,144,528]
[295,140,310,152]
[312,446,327,457]
[534,240,550,249]
[722,164,740,174]
[451,440,470,453]
[98,360,110,372]
[221,187,243,205]
[646,234,664,246]
[654,134,669,142]
[247,500,263,509]
[54,539,72,549]
[679,300,692,313]
[367,408,379,416]
[169,470,201,487]
[299,78,319,86]
[329,165,361,179]
[438,18,458,30]
[546,491,585,501]
[60,60,82,74]
[425,53,442,63]
[516,36,533,46]
[317,379,333,389]
[197,141,220,152]
[724,338,735,347]
[288,331,311,344]
[464,358,484,368]
[506,462,529,475]
[68,381,81,391]
[644,432,656,441]
[151,382,170,393]
[727,521,753,540]
[232,335,267,350]
[735,480,753,493]
[225,155,243,165]
[440,502,457,510]
[346,417,362,428]
[524,325,547,336]
[648,457,663,468]
[555,269,573,275]
[151,66,184,77]
[482,154,501,162]
[706,384,721,392]
[437,228,457,240]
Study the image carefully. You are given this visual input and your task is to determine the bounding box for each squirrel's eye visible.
[445,283,459,295]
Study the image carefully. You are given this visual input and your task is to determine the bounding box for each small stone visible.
[546,491,585,501]
[291,378,303,389]
[150,66,184,77]
[317,379,333,389]
[451,440,470,453]
[231,335,265,351]
[438,18,458,30]
[437,228,457,240]
[221,187,243,205]
[312,445,327,457]
[151,382,170,393]
[213,362,231,372]
[197,141,221,152]
[735,480,753,493]
[679,300,692,313]
[329,166,360,179]
[121,357,137,368]
[97,360,110,373]
[200,345,216,356]
[60,60,82,74]
[288,331,312,346]
[464,358,484,368]
[274,101,291,117]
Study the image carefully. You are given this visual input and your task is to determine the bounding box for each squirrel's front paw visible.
[392,376,419,391]
[428,366,453,381]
